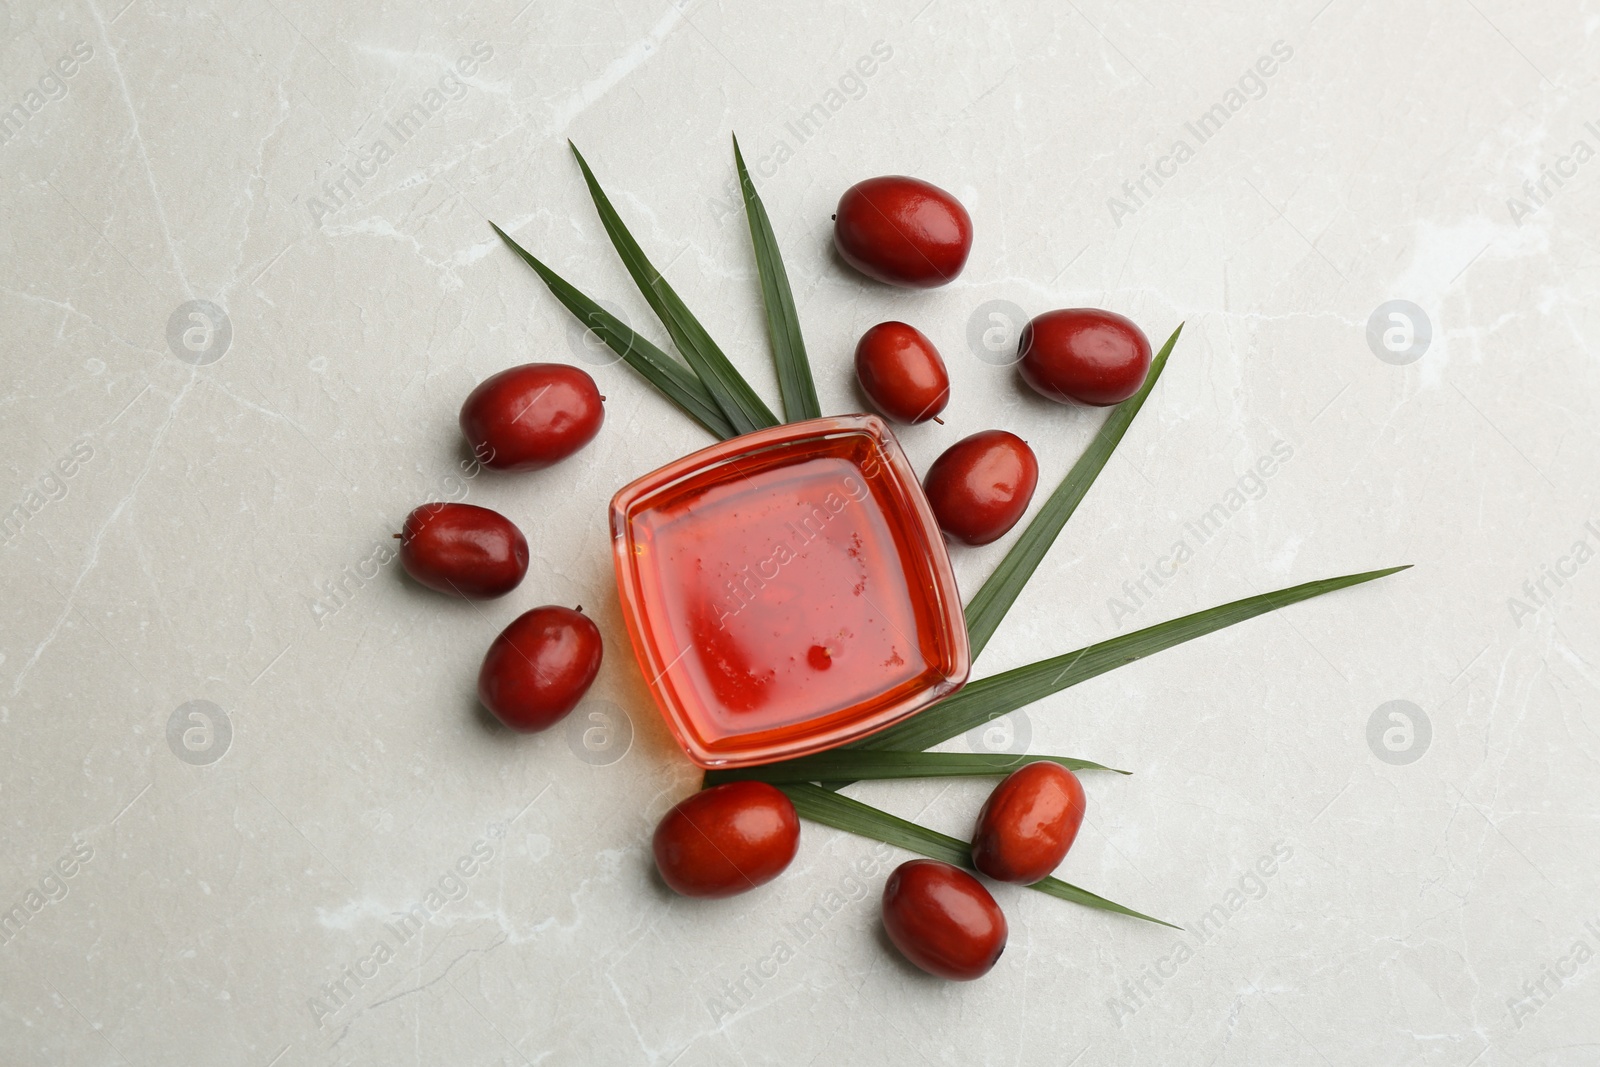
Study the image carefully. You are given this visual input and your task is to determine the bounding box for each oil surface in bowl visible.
[612,416,969,767]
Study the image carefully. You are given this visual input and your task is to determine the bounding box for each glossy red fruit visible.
[397,502,529,598]
[881,860,1007,980]
[922,430,1039,546]
[1018,309,1152,406]
[971,761,1086,885]
[652,782,801,898]
[833,176,973,288]
[460,363,605,472]
[854,322,951,424]
[478,606,603,732]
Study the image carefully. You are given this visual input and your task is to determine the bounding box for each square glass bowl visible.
[610,414,970,768]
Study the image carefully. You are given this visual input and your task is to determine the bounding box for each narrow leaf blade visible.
[491,223,737,440]
[862,565,1411,755]
[781,784,1176,927]
[965,324,1184,659]
[569,143,780,435]
[704,751,1127,786]
[733,134,820,423]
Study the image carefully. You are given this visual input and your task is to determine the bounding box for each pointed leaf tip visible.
[863,563,1413,758]
[734,136,820,422]
[963,321,1184,658]
[780,784,1175,927]
[572,147,779,434]
[491,219,737,440]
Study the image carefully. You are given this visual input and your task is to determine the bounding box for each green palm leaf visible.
[491,223,736,440]
[704,750,1126,786]
[733,134,820,423]
[569,142,779,435]
[862,565,1410,756]
[781,784,1176,927]
[965,324,1183,659]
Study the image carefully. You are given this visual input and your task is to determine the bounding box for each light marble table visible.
[2,0,1596,1063]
